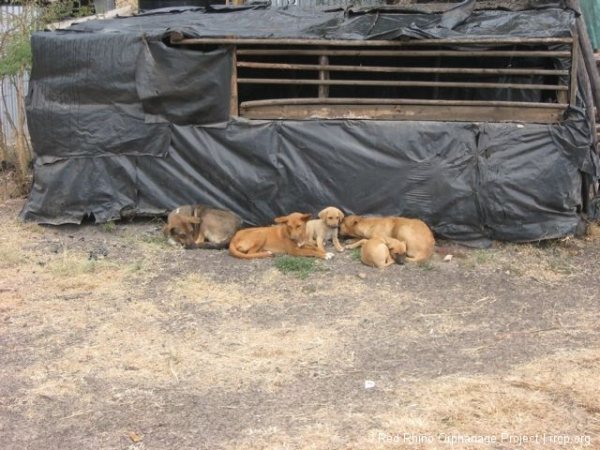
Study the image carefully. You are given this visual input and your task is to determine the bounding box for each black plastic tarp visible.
[20,1,600,243]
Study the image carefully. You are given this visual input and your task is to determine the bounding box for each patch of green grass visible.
[472,249,494,265]
[128,260,144,272]
[417,260,435,271]
[348,247,362,262]
[274,256,320,280]
[102,221,117,233]
[137,233,170,248]
[49,256,98,277]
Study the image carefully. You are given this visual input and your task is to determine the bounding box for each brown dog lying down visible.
[306,206,345,253]
[229,212,334,260]
[341,215,435,263]
[346,237,407,268]
[163,205,242,249]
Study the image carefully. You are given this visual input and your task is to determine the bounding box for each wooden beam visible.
[236,61,568,77]
[172,36,573,47]
[318,54,329,99]
[239,102,563,124]
[237,78,568,91]
[236,49,572,58]
[240,98,568,109]
[570,31,580,107]
[230,46,238,116]
[574,0,600,117]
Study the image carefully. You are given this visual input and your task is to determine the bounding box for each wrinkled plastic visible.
[20,3,600,243]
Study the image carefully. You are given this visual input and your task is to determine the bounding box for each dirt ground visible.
[1,196,599,450]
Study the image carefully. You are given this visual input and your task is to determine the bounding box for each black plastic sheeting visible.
[20,1,600,243]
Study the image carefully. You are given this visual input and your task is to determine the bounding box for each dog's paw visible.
[325,252,335,260]
[336,247,345,252]
[267,251,274,256]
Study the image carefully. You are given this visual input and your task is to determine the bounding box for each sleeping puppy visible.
[305,206,345,252]
[163,205,242,249]
[341,215,434,263]
[346,237,407,268]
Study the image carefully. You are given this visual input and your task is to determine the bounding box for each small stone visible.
[357,272,367,279]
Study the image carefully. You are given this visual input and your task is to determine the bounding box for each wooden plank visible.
[318,54,329,98]
[230,46,239,116]
[172,36,573,47]
[239,103,563,123]
[574,0,600,115]
[237,78,569,91]
[570,31,579,107]
[236,49,572,58]
[236,61,568,77]
[241,98,567,109]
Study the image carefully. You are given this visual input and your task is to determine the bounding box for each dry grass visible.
[1,198,599,449]
[230,349,600,449]
[586,221,600,241]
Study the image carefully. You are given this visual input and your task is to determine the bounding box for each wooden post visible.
[230,46,238,117]
[318,53,329,98]
[573,0,600,118]
[570,32,580,107]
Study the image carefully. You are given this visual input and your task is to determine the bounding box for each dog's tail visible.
[185,241,229,250]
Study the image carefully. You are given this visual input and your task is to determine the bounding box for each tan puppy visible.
[346,237,407,268]
[163,205,242,249]
[341,215,435,263]
[229,212,334,260]
[306,206,345,253]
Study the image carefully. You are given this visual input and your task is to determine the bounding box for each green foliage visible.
[0,33,32,77]
[274,256,320,280]
[0,1,89,78]
[102,221,117,233]
[40,0,74,23]
[348,247,361,262]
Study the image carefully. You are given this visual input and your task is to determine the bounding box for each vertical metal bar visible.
[230,46,239,117]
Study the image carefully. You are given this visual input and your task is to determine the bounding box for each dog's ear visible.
[344,216,359,226]
[274,216,288,224]
[186,216,202,225]
[338,210,345,221]
[300,213,312,222]
[318,209,328,221]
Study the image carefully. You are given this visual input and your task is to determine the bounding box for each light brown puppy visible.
[163,205,242,249]
[306,206,345,253]
[229,212,334,260]
[346,237,407,269]
[341,215,435,263]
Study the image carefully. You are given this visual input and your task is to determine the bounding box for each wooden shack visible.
[21,0,600,243]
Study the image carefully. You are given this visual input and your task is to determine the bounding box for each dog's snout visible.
[394,253,406,265]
